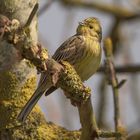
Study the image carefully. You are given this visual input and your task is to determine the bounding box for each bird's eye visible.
[89,25,93,29]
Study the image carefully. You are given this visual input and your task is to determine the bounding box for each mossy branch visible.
[0,7,94,140]
[0,4,129,140]
[0,2,80,139]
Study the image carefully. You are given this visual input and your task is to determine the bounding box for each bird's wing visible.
[41,36,84,91]
[53,35,85,64]
[44,35,85,96]
[18,36,86,121]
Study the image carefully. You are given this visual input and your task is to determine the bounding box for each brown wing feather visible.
[52,35,85,65]
[45,35,85,96]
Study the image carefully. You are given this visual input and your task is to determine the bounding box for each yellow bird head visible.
[76,17,102,42]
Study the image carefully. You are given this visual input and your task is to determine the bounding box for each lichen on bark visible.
[0,0,81,139]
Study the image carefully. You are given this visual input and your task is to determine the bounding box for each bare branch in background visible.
[61,0,140,20]
[98,65,140,73]
[38,0,55,16]
[104,38,126,139]
[97,77,108,129]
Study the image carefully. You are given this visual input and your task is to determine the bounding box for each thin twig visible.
[38,0,54,16]
[98,65,140,73]
[24,3,39,28]
[97,17,121,130]
[109,18,121,54]
[97,77,108,128]
[98,130,122,138]
[103,38,126,139]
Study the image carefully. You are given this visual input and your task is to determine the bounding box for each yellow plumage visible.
[74,36,101,81]
[18,17,102,122]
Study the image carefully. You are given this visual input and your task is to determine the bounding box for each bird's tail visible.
[17,89,45,122]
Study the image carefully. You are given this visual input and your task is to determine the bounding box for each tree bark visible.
[0,0,80,139]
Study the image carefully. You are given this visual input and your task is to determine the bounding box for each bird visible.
[17,17,102,122]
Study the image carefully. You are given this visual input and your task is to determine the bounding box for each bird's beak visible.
[79,22,85,26]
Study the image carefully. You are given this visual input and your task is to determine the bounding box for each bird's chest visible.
[74,41,101,81]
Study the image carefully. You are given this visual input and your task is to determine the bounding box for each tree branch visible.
[1,12,130,140]
[98,65,140,73]
[103,38,126,139]
[61,0,140,19]
[78,97,98,140]
[24,3,39,28]
[38,0,55,16]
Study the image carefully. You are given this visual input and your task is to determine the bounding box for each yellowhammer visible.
[18,17,102,122]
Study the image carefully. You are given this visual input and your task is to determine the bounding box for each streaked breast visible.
[74,36,101,81]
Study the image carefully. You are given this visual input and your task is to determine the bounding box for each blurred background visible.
[37,0,140,138]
